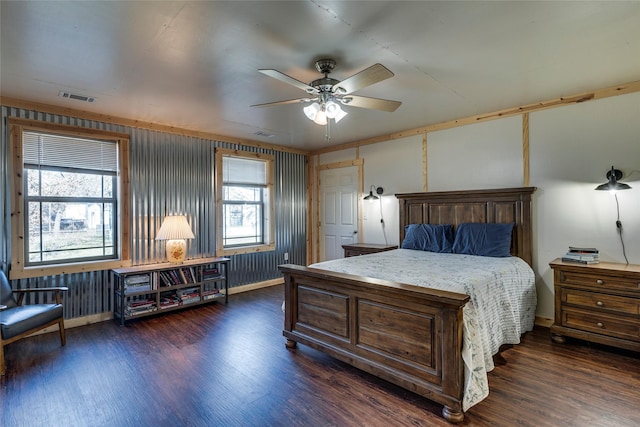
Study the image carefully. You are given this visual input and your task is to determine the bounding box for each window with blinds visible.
[22,131,119,265]
[222,156,268,247]
[216,149,274,254]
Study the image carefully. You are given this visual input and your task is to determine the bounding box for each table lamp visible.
[155,215,195,263]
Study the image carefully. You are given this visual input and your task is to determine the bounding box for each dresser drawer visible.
[558,270,640,293]
[562,288,640,316]
[561,307,640,342]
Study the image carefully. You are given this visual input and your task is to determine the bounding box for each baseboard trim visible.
[33,312,114,336]
[227,278,283,295]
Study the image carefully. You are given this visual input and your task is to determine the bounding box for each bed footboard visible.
[279,264,470,423]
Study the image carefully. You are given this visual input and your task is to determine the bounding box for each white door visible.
[319,166,359,261]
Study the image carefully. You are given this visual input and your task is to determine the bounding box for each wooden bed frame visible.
[279,187,535,422]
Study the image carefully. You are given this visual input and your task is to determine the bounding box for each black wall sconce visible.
[594,166,632,191]
[595,166,631,264]
[364,185,383,201]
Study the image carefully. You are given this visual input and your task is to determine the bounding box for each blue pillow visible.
[452,223,514,257]
[401,224,454,253]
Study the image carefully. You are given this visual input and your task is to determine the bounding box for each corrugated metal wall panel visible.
[1,106,307,319]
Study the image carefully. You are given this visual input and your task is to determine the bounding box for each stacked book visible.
[562,246,600,264]
[202,289,221,300]
[177,287,200,305]
[202,267,221,280]
[124,274,152,293]
[125,298,157,316]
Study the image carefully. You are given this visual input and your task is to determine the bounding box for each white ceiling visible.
[1,1,639,151]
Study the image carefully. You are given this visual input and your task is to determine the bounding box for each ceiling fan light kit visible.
[253,58,401,132]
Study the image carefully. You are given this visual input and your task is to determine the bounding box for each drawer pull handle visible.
[596,279,604,285]
[596,301,604,307]
[596,322,604,328]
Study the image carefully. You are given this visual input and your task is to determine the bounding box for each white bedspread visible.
[310,249,536,411]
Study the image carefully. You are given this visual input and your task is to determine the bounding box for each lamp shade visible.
[324,100,341,118]
[363,190,378,201]
[595,166,632,191]
[313,110,327,125]
[155,215,195,240]
[156,215,194,263]
[303,102,320,120]
[334,108,348,123]
[363,185,383,201]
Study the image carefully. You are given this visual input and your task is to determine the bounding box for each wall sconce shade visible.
[595,166,632,191]
[155,215,195,263]
[363,185,384,201]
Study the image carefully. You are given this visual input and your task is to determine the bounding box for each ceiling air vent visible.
[58,91,96,103]
[254,131,274,138]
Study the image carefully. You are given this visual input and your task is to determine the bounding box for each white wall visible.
[360,135,423,245]
[318,90,640,322]
[428,116,524,191]
[530,91,640,319]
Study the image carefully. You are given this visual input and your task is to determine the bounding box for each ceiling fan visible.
[251,59,401,125]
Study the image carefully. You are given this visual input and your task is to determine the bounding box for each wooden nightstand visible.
[549,258,640,352]
[342,243,397,257]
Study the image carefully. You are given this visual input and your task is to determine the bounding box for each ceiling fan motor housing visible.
[315,59,336,74]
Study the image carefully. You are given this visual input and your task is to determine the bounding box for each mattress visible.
[310,249,537,410]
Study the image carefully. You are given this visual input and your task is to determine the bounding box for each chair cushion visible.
[0,270,17,308]
[0,304,63,339]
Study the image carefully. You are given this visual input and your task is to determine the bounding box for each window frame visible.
[215,148,275,256]
[9,118,131,279]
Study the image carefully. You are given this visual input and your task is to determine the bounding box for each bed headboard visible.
[396,187,536,266]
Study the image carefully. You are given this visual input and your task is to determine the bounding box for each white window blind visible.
[223,156,266,184]
[23,131,118,172]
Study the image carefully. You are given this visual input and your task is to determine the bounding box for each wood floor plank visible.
[1,284,638,426]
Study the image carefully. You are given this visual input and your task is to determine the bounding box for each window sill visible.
[9,259,132,280]
[217,243,275,256]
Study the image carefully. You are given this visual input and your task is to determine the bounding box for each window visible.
[216,149,274,255]
[10,119,130,278]
[23,132,117,265]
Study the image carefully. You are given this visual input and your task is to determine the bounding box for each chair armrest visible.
[14,287,69,305]
[13,287,69,293]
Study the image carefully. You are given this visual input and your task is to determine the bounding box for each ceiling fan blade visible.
[250,98,313,108]
[333,63,394,95]
[258,69,318,93]
[341,95,401,112]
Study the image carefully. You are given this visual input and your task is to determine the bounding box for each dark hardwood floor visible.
[1,284,638,427]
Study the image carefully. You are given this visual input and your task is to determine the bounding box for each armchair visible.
[0,270,68,375]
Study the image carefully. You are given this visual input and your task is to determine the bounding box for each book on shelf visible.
[124,274,150,286]
[168,269,183,285]
[181,295,200,305]
[124,283,152,293]
[178,268,187,283]
[203,267,221,280]
[159,296,181,309]
[125,306,158,316]
[177,287,200,297]
[202,289,222,300]
[125,298,158,315]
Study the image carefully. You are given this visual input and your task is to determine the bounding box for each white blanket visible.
[310,249,536,411]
